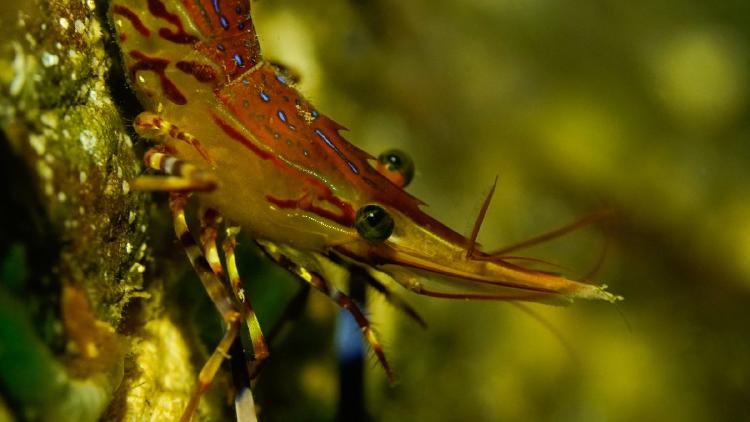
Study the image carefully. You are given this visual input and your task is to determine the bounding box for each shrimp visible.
[109,1,621,420]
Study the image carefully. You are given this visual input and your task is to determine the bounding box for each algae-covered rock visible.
[0,0,220,420]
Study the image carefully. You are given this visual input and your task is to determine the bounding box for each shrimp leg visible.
[198,210,266,421]
[134,111,214,164]
[170,193,241,422]
[133,146,217,192]
[222,225,270,363]
[198,209,269,364]
[258,244,394,383]
[132,112,217,192]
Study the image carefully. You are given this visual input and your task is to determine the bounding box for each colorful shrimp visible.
[109,1,621,420]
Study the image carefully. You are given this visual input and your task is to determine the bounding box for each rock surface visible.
[0,0,221,420]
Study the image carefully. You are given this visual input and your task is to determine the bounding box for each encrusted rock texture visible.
[0,1,222,420]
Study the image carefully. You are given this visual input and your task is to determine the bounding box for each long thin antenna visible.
[581,223,610,281]
[466,176,499,258]
[489,208,614,256]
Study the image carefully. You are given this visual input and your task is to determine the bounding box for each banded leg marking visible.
[134,111,214,164]
[181,310,241,422]
[198,208,261,422]
[259,245,394,383]
[198,210,270,373]
[133,147,217,192]
[170,193,241,422]
[320,278,394,383]
[223,226,269,363]
[199,208,224,276]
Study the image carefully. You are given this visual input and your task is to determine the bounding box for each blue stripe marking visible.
[275,74,288,85]
[212,0,220,13]
[314,129,360,175]
[219,15,229,30]
[233,54,244,67]
[277,110,287,123]
[346,161,360,174]
[315,129,335,148]
[259,91,270,102]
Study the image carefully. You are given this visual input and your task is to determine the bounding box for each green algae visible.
[0,0,204,420]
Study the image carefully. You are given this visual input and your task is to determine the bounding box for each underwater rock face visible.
[0,0,216,420]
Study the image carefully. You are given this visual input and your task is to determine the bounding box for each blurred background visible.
[1,0,748,421]
[242,0,750,421]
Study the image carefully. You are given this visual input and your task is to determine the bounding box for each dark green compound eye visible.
[377,149,415,188]
[355,204,395,242]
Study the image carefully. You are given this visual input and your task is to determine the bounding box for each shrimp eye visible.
[355,204,394,242]
[377,149,415,188]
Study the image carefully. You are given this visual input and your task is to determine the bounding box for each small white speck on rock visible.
[40,112,58,128]
[79,130,96,153]
[41,51,59,67]
[29,134,46,155]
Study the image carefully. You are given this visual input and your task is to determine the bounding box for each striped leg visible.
[198,209,270,363]
[133,147,217,192]
[223,227,269,363]
[134,111,214,164]
[199,208,224,276]
[258,244,394,383]
[170,193,242,422]
[316,275,394,382]
[327,255,426,328]
[198,209,262,422]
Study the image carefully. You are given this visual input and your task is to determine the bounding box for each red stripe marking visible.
[112,5,151,37]
[212,114,355,226]
[176,60,217,83]
[265,195,354,227]
[128,50,186,105]
[212,114,274,160]
[147,0,200,44]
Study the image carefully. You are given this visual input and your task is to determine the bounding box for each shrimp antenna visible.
[581,221,611,281]
[489,208,615,256]
[466,175,499,258]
